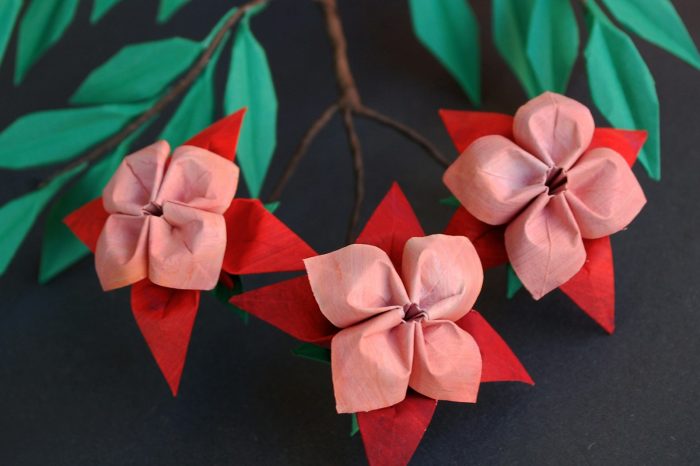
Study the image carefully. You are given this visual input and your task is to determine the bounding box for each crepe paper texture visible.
[64,110,316,396]
[158,0,191,24]
[230,183,532,466]
[0,0,22,71]
[91,0,126,24]
[224,4,278,198]
[441,92,648,333]
[14,0,79,85]
[584,0,660,180]
[409,0,481,106]
[599,0,700,70]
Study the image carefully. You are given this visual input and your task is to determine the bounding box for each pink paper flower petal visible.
[444,135,548,225]
[565,148,646,238]
[401,235,483,322]
[409,319,482,403]
[155,145,238,214]
[95,214,150,290]
[304,244,410,328]
[148,202,226,290]
[505,193,586,299]
[513,92,594,171]
[103,141,169,215]
[330,309,412,413]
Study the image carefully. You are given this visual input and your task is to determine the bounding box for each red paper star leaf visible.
[223,199,317,275]
[589,128,647,168]
[357,391,437,466]
[457,311,533,385]
[63,197,109,253]
[439,109,513,153]
[560,237,615,333]
[185,108,246,162]
[444,207,508,269]
[131,280,200,396]
[230,276,338,345]
[355,182,424,269]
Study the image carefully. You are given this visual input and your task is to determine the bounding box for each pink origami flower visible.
[96,140,238,291]
[230,184,532,466]
[444,92,646,301]
[305,234,484,413]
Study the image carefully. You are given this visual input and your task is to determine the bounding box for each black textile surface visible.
[1,1,699,465]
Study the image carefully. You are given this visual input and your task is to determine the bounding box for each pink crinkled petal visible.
[95,214,150,291]
[304,244,410,329]
[505,193,586,300]
[148,202,226,290]
[103,141,170,215]
[564,148,646,239]
[409,319,482,403]
[330,309,413,413]
[401,235,483,322]
[155,145,239,214]
[443,135,548,225]
[513,92,595,171]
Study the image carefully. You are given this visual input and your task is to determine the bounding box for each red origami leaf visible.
[63,197,109,253]
[229,276,338,345]
[355,183,424,269]
[444,207,507,269]
[589,128,647,168]
[185,108,246,162]
[560,237,615,334]
[457,311,533,385]
[357,391,437,466]
[222,199,317,275]
[131,280,201,396]
[439,109,514,153]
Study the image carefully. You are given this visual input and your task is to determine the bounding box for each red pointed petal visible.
[560,237,615,333]
[185,108,246,162]
[439,109,514,153]
[357,391,437,466]
[456,311,533,385]
[131,280,200,396]
[223,199,317,275]
[355,183,424,269]
[589,128,647,168]
[229,276,337,344]
[444,207,508,269]
[63,197,109,253]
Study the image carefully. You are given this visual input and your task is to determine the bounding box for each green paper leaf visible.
[350,414,359,437]
[506,263,523,299]
[292,343,330,365]
[14,0,79,85]
[158,38,227,147]
[600,0,700,70]
[157,0,190,24]
[224,9,278,198]
[439,195,461,208]
[584,1,660,179]
[264,201,280,213]
[213,275,249,324]
[0,0,22,71]
[38,124,151,283]
[0,163,85,276]
[525,0,579,93]
[0,103,149,169]
[90,0,125,24]
[492,0,541,97]
[203,7,238,48]
[409,0,481,106]
[71,37,202,105]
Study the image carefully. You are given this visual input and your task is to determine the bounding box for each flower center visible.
[142,201,163,217]
[402,303,427,322]
[545,167,568,195]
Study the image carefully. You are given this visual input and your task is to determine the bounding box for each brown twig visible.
[40,0,267,187]
[266,0,449,242]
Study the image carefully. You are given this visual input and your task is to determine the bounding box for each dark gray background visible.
[1,1,699,464]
